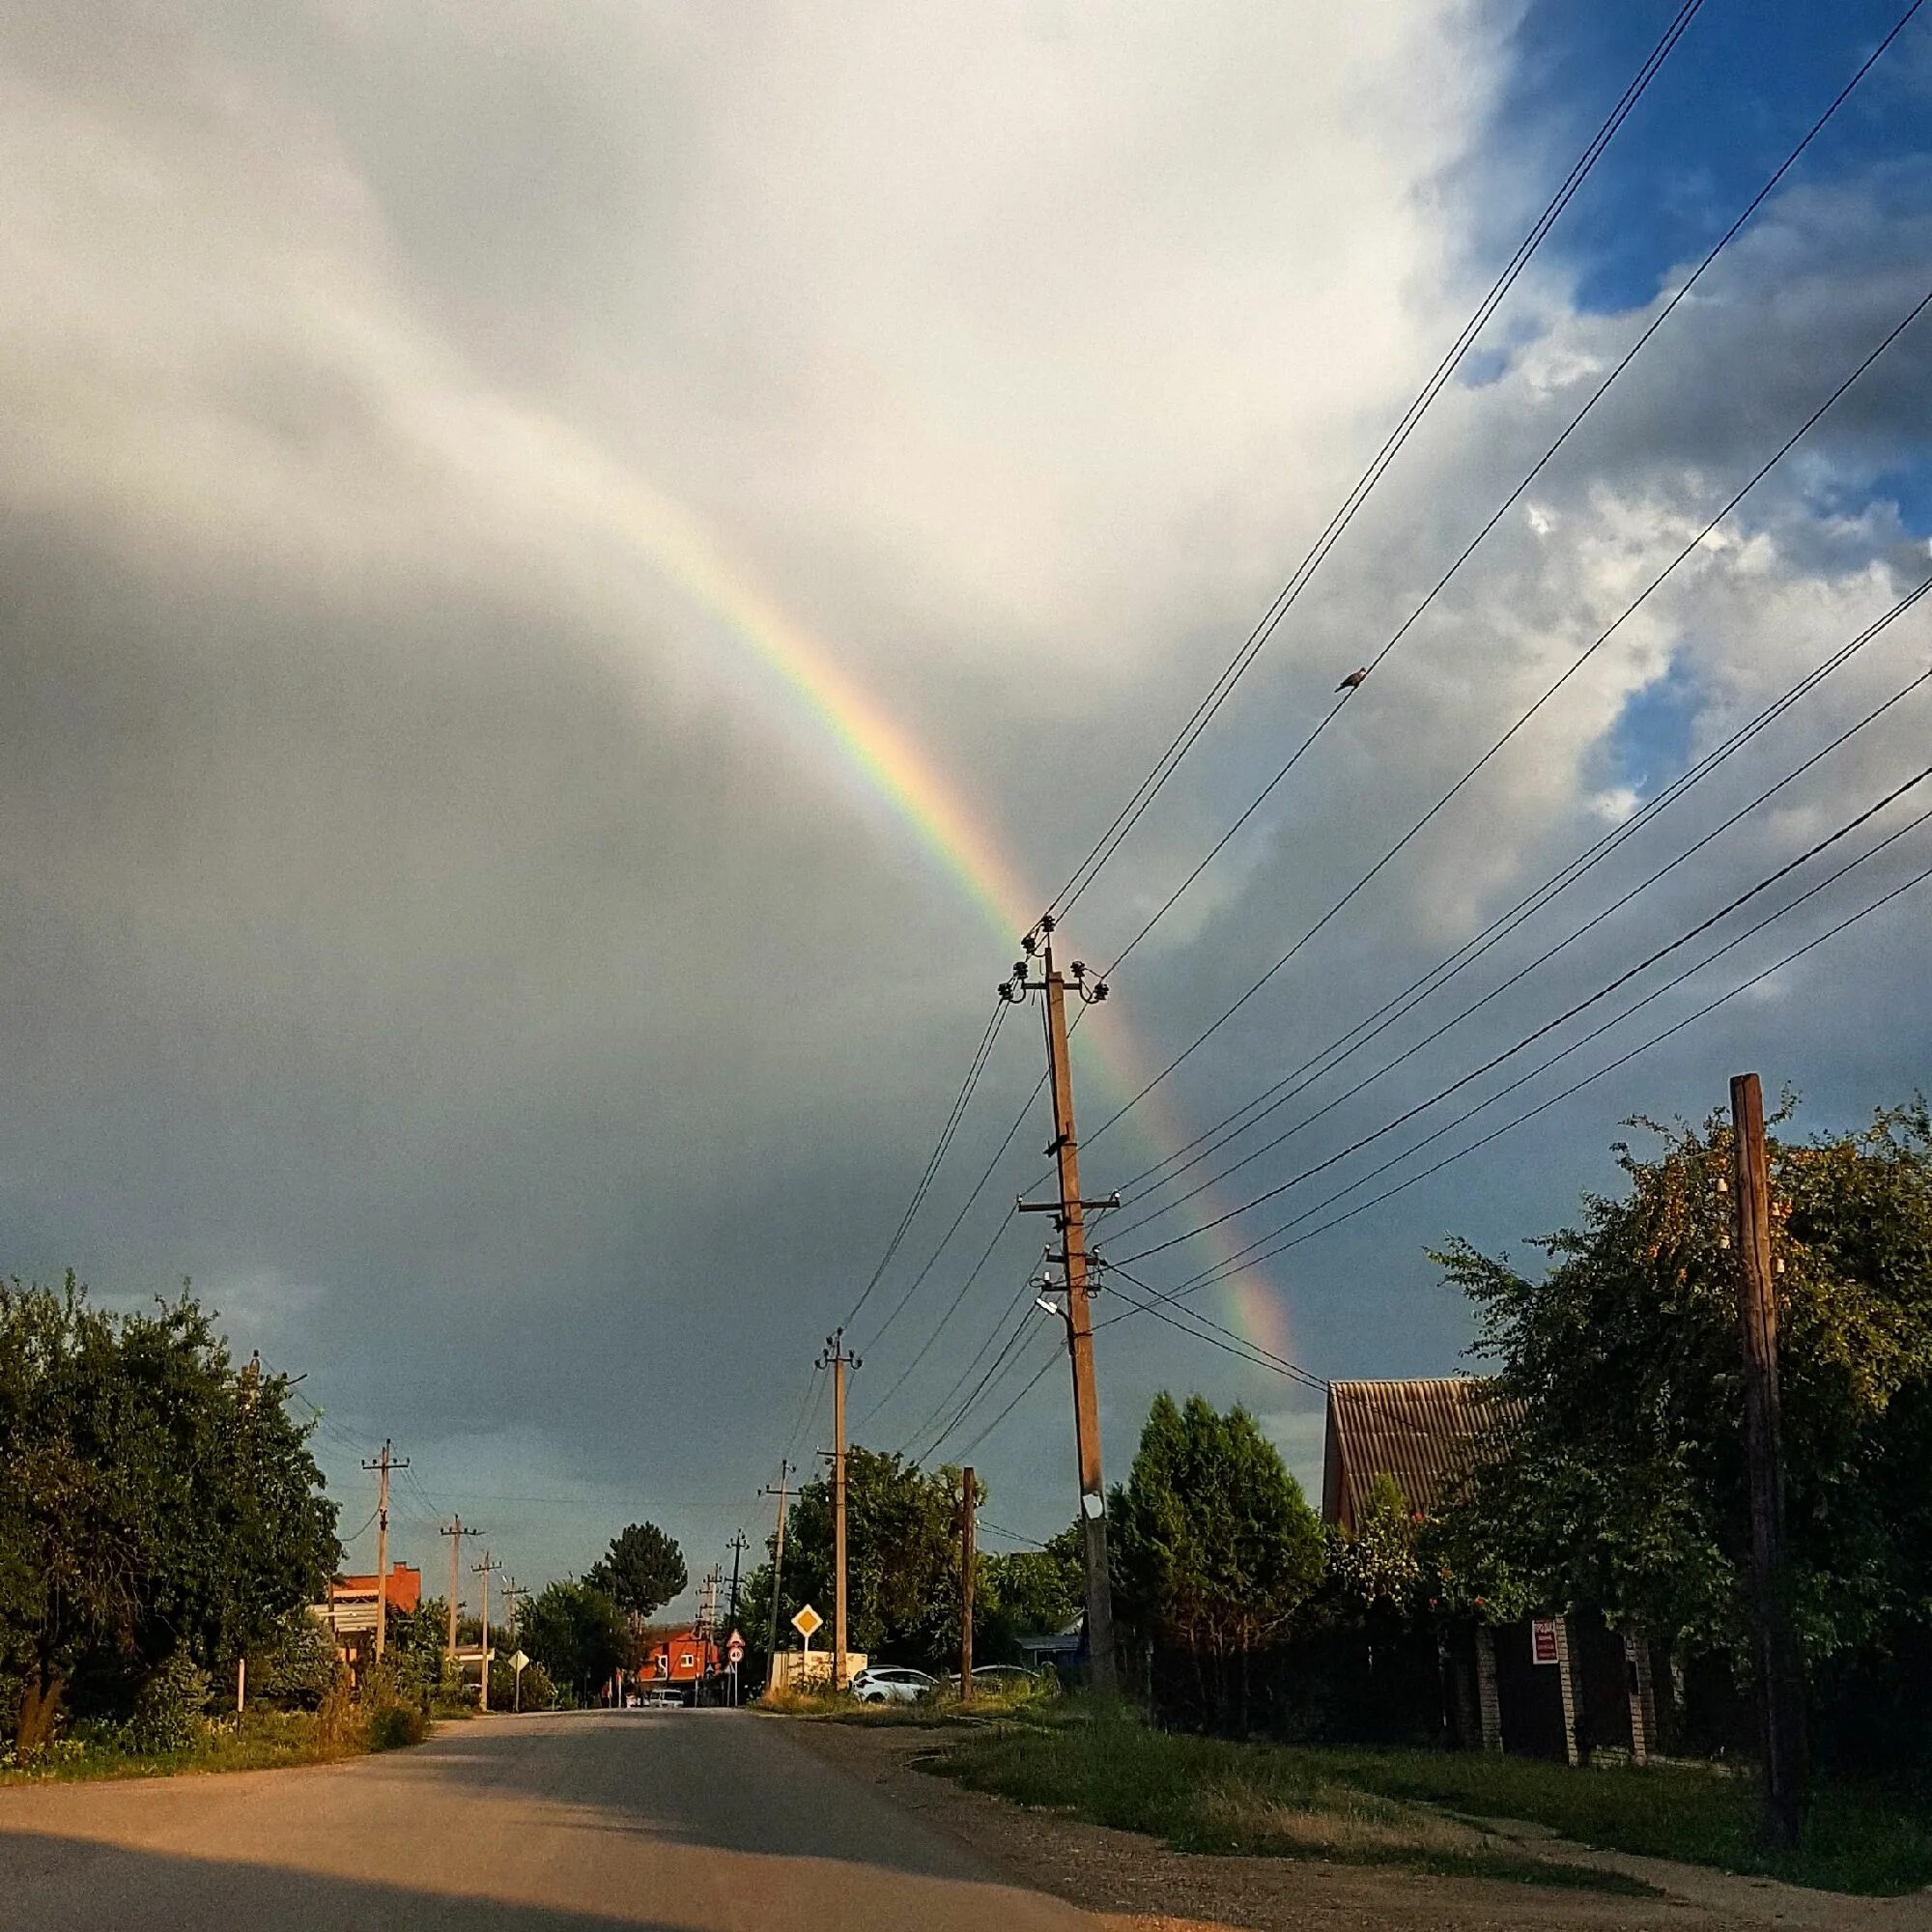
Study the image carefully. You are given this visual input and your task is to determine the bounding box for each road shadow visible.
[0,1832,685,1932]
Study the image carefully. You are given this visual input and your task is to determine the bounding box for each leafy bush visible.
[252,1611,340,1710]
[126,1654,212,1755]
[358,1663,427,1751]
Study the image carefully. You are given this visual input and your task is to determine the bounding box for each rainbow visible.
[436,391,1297,1378]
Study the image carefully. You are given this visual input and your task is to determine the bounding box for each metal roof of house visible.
[1321,1378,1524,1533]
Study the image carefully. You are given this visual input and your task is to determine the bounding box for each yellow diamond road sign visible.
[791,1604,823,1641]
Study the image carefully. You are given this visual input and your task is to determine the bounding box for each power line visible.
[1084,270,1932,1155]
[1099,1267,1329,1393]
[1043,0,1713,924]
[842,1000,1008,1334]
[947,1339,1063,1466]
[852,1075,1041,1358]
[1111,646,1932,1240]
[1113,762,1932,1268]
[1086,0,1922,975]
[1150,836,1932,1299]
[904,1283,1042,1463]
[1113,574,1932,1205]
[854,1207,1023,1430]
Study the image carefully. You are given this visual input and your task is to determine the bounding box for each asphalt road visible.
[0,1711,1100,1931]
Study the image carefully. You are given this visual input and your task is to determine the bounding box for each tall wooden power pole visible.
[819,1331,860,1690]
[1730,1072,1808,1847]
[499,1579,527,1712]
[761,1461,792,1694]
[958,1466,976,1702]
[472,1549,501,1712]
[725,1531,749,1630]
[361,1440,410,1662]
[440,1516,480,1656]
[1006,921,1119,1695]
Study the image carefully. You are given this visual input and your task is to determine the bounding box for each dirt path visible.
[783,1719,1932,1932]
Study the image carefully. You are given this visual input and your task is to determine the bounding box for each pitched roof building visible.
[1321,1377,1523,1532]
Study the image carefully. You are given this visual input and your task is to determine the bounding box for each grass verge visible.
[925,1707,1932,1897]
[0,1697,431,1785]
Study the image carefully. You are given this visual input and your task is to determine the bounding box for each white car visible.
[849,1665,937,1705]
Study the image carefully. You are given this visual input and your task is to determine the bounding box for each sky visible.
[3,0,1929,1620]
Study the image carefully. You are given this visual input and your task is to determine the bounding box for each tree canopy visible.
[0,1275,338,1747]
[518,1578,627,1702]
[1110,1391,1324,1698]
[590,1521,687,1621]
[1434,1101,1932,1677]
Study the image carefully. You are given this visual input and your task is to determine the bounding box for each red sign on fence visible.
[1530,1618,1560,1666]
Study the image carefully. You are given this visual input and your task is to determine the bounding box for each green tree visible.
[0,1276,337,1748]
[1435,1103,1932,1700]
[978,1528,1083,1662]
[1110,1392,1324,1729]
[589,1522,687,1621]
[742,1449,968,1671]
[518,1579,627,1703]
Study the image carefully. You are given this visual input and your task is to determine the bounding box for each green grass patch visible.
[0,1700,429,1785]
[925,1706,1932,1897]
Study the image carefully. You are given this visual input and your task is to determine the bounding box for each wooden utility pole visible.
[761,1461,792,1694]
[499,1579,528,1712]
[819,1331,860,1690]
[1007,922,1119,1695]
[1730,1072,1808,1847]
[958,1466,976,1702]
[473,1549,501,1712]
[360,1440,410,1662]
[440,1516,480,1657]
[725,1531,748,1630]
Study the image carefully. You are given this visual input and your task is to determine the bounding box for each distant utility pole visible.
[1730,1072,1808,1847]
[1006,917,1119,1696]
[818,1330,860,1690]
[725,1532,749,1630]
[761,1460,792,1694]
[440,1516,481,1656]
[499,1579,528,1713]
[958,1466,976,1703]
[472,1549,501,1712]
[360,1440,410,1662]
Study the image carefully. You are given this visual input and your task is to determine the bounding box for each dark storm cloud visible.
[3,1,1928,1583]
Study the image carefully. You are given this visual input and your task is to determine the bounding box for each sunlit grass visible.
[925,1703,1932,1896]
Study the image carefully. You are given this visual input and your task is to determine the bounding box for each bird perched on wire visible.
[1336,667,1369,693]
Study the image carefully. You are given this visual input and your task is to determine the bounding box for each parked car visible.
[849,1665,937,1705]
[943,1663,1045,1695]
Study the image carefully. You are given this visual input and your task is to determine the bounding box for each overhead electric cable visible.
[1099,1267,1329,1390]
[842,1000,1008,1333]
[1141,838,1932,1296]
[1085,0,1923,969]
[1043,0,1714,923]
[903,1283,1040,1463]
[1123,784,1932,1284]
[855,1208,1024,1429]
[1085,272,1932,1153]
[1113,648,1932,1238]
[1113,762,1932,1266]
[1114,575,1932,1202]
[945,1340,1063,1465]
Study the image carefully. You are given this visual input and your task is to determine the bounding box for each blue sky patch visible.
[1494,0,1932,315]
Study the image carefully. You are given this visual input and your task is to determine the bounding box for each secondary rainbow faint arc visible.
[535,436,1295,1372]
